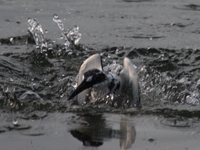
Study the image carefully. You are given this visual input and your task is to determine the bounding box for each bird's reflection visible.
[120,116,136,150]
[69,114,136,149]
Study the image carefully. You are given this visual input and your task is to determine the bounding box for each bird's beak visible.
[68,80,93,100]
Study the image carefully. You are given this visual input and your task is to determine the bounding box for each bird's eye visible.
[86,76,93,82]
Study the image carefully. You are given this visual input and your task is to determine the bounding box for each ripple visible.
[0,127,7,133]
[124,35,164,39]
[20,111,48,120]
[121,0,153,2]
[20,130,45,136]
[4,124,31,131]
[174,4,200,11]
[160,117,191,128]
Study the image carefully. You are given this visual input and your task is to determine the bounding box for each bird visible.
[68,54,141,108]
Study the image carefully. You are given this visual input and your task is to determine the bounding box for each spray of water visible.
[52,14,70,49]
[53,14,81,51]
[27,16,81,54]
[27,18,47,52]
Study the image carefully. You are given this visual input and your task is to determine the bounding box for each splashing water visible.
[27,16,82,55]
[27,18,48,52]
[103,61,123,75]
[67,25,81,45]
[52,14,70,49]
[1,15,200,114]
[12,119,18,125]
[52,14,65,32]
[53,14,81,50]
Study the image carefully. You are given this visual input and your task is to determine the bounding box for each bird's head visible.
[68,69,107,100]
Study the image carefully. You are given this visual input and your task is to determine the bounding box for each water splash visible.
[103,61,123,75]
[53,14,81,51]
[27,18,47,52]
[52,14,70,49]
[52,14,65,32]
[67,25,81,45]
[12,119,18,125]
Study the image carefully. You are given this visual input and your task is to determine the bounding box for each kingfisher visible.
[68,54,141,108]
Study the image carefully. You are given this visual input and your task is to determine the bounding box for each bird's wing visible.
[119,57,141,107]
[77,54,103,105]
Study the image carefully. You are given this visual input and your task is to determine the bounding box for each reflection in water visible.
[69,114,135,149]
[120,116,136,150]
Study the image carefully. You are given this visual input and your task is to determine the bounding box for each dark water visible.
[0,0,200,150]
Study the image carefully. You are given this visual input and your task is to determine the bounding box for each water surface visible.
[0,0,200,149]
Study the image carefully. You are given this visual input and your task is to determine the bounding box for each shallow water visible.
[1,112,200,150]
[0,0,200,149]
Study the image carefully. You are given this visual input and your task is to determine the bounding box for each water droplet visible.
[67,25,81,45]
[71,83,77,88]
[68,51,73,55]
[115,48,119,54]
[133,64,137,69]
[13,119,18,125]
[10,37,14,44]
[60,94,65,98]
[196,79,200,87]
[28,18,47,51]
[59,36,64,40]
[53,14,65,32]
[114,102,118,107]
